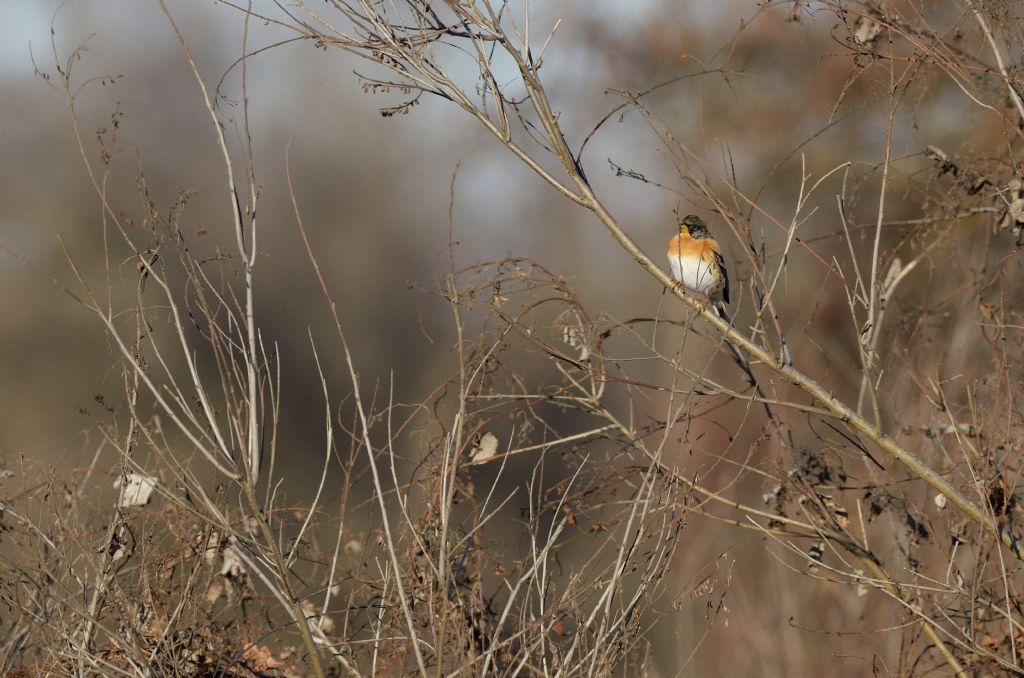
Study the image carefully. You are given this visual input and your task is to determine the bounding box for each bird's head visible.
[679,214,710,239]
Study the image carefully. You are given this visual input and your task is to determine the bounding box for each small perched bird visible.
[667,214,730,316]
[665,214,766,413]
[665,216,885,470]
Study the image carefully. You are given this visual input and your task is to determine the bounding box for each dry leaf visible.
[853,16,882,46]
[471,432,499,463]
[205,579,225,605]
[242,644,283,672]
[116,473,157,508]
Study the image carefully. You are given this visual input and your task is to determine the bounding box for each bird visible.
[666,214,755,391]
[667,214,730,318]
[665,215,884,470]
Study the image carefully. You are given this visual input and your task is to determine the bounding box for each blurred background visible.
[2,1,1015,674]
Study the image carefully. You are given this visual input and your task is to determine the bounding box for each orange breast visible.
[667,231,723,296]
[667,232,715,259]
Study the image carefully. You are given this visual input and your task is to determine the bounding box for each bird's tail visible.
[713,302,766,407]
[711,304,884,470]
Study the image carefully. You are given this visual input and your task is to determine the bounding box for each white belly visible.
[668,253,718,296]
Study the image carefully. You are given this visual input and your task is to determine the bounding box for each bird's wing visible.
[715,250,730,304]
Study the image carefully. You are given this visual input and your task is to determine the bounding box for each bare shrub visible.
[5,0,1024,676]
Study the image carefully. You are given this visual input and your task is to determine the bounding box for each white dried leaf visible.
[117,473,157,508]
[854,569,868,597]
[853,17,881,46]
[203,532,221,565]
[206,579,225,605]
[577,343,590,361]
[561,325,590,361]
[471,432,500,463]
[220,538,244,578]
[206,537,245,604]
